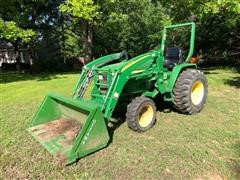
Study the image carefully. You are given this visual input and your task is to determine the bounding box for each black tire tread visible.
[126,96,156,132]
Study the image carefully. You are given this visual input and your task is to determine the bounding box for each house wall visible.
[0,48,31,67]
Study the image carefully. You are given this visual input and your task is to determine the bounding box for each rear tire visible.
[126,96,156,132]
[173,69,208,114]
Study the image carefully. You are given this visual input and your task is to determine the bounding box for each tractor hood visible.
[99,61,127,72]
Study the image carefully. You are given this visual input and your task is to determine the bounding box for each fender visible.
[169,63,196,90]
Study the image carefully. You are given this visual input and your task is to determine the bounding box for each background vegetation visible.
[0,0,239,72]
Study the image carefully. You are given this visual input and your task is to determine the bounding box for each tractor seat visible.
[164,47,182,69]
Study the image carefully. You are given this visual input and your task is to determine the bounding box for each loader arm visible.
[86,51,128,69]
[102,51,159,119]
[73,52,128,99]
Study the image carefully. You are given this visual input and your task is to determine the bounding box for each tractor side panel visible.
[169,63,196,89]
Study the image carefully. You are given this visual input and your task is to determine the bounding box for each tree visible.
[0,19,35,43]
[93,0,171,57]
[60,0,100,62]
[0,18,35,69]
[196,0,240,61]
[156,0,240,64]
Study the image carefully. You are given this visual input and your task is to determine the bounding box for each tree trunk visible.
[60,13,66,63]
[80,20,92,64]
[13,41,21,72]
[29,5,37,67]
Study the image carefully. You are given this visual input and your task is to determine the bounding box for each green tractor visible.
[28,22,208,164]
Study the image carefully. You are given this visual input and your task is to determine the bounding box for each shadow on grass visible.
[224,76,240,89]
[107,95,174,144]
[200,65,240,73]
[108,103,128,144]
[203,71,219,75]
[0,71,80,83]
[108,117,126,144]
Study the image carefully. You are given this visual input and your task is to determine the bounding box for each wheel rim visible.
[138,105,154,128]
[191,80,204,106]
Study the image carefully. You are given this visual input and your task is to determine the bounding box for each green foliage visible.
[62,29,82,58]
[0,0,23,21]
[93,0,171,57]
[59,0,171,58]
[59,0,99,21]
[202,1,239,25]
[200,0,240,27]
[0,18,35,43]
[1,0,239,69]
[157,0,240,63]
[195,0,240,60]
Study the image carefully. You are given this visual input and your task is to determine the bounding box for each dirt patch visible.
[209,89,225,97]
[59,139,75,146]
[113,167,134,180]
[163,118,173,125]
[35,118,82,141]
[194,173,223,180]
[28,117,83,160]
[56,152,67,165]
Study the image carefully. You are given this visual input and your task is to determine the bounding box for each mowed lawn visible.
[0,68,239,179]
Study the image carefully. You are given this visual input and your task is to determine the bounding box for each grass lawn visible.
[0,68,239,179]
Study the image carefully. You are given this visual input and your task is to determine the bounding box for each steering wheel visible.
[120,50,128,61]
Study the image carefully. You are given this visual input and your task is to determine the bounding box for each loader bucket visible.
[27,93,109,164]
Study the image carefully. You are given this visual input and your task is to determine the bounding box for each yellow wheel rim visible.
[191,80,204,106]
[138,105,154,128]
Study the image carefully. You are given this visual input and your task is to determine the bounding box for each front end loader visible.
[28,22,208,164]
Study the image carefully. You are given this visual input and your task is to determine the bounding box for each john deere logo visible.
[82,119,96,145]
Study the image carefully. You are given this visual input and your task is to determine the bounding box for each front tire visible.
[126,96,156,132]
[173,69,208,114]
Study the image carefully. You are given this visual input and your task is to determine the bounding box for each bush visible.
[1,63,17,71]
